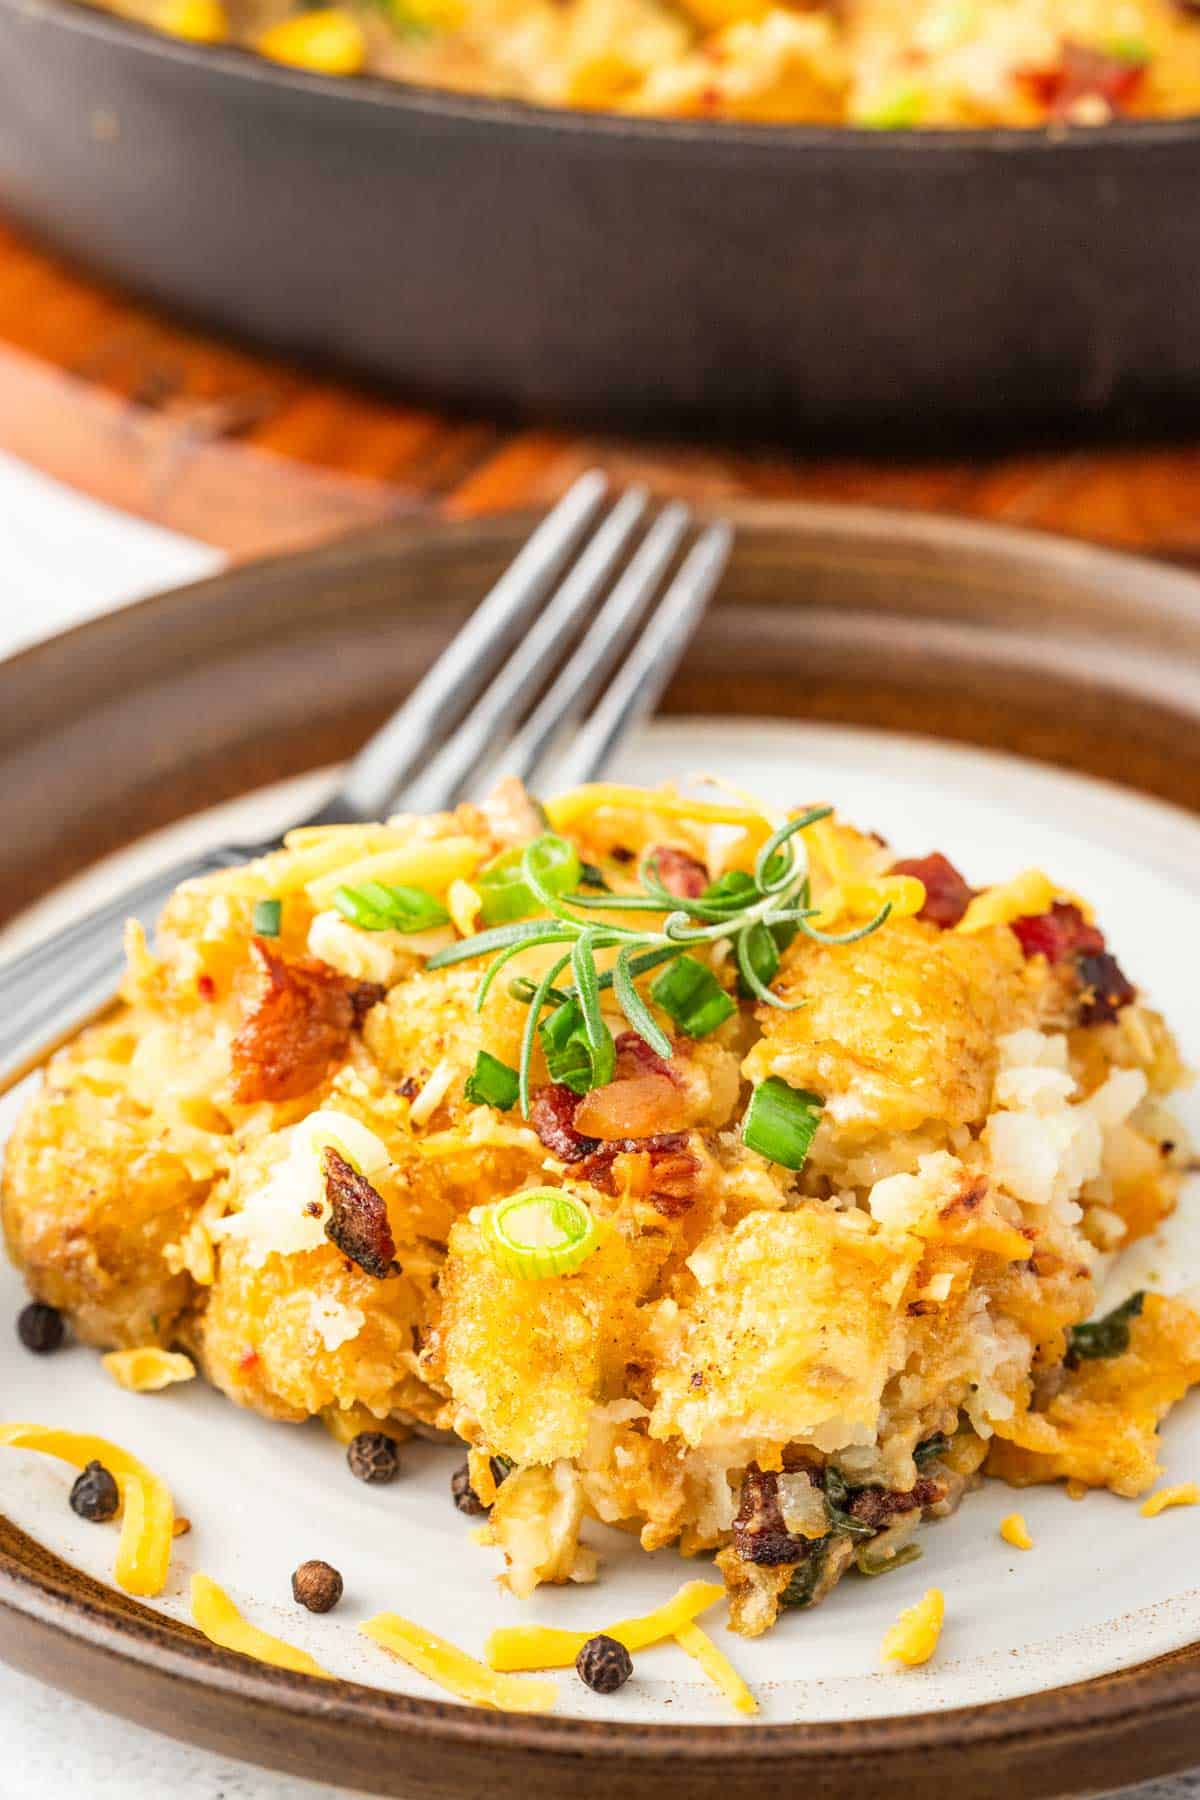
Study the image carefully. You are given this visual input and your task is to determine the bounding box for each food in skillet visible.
[89,0,1200,126]
[4,781,1197,1639]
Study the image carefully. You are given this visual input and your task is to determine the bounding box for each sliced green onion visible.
[1065,1290,1144,1366]
[854,1542,923,1579]
[780,1541,829,1609]
[699,869,757,913]
[252,898,282,937]
[464,1051,520,1112]
[579,861,611,891]
[478,834,582,926]
[913,1432,951,1469]
[742,1077,823,1170]
[857,81,925,128]
[538,997,615,1094]
[649,955,735,1038]
[482,1187,598,1279]
[333,881,450,933]
[1108,32,1150,66]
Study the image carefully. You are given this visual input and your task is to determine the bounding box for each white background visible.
[1,451,1197,1797]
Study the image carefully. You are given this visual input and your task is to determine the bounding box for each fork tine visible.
[502,502,691,787]
[550,522,732,791]
[318,470,609,826]
[400,487,650,815]
[0,850,235,986]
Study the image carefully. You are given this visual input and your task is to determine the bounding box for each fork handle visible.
[0,849,242,1096]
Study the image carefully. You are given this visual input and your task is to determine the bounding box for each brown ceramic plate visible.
[2,501,1200,1798]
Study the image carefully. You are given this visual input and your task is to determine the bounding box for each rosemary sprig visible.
[425,805,891,1114]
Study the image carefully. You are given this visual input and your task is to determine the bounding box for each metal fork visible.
[0,474,732,1091]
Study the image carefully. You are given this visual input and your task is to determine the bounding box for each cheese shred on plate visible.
[101,1348,197,1393]
[363,1613,556,1712]
[1140,1483,1200,1517]
[999,1511,1033,1549]
[673,1621,759,1715]
[485,1579,725,1670]
[0,1423,174,1597]
[191,1573,332,1679]
[882,1588,945,1668]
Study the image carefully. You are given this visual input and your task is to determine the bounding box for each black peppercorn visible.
[70,1461,120,1523]
[17,1301,64,1354]
[346,1431,399,1485]
[292,1559,344,1613]
[575,1634,633,1695]
[451,1463,487,1516]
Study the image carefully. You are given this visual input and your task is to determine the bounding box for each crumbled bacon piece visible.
[890,853,975,930]
[347,979,387,1025]
[1076,951,1138,1027]
[231,939,380,1104]
[322,1147,396,1280]
[1022,41,1147,119]
[732,1467,816,1566]
[1011,901,1104,963]
[1012,902,1136,1025]
[580,1132,699,1216]
[649,845,709,899]
[846,1477,946,1530]
[529,1083,599,1163]
[613,1030,682,1083]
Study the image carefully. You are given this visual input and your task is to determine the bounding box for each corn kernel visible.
[158,0,227,40]
[257,10,367,76]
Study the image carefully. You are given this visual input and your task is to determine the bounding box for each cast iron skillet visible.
[2,503,1200,1796]
[2,0,1200,445]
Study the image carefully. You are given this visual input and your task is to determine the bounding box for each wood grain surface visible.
[5,215,1200,561]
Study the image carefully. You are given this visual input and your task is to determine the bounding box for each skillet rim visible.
[9,0,1200,156]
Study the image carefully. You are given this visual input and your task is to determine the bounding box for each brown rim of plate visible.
[2,499,1200,1799]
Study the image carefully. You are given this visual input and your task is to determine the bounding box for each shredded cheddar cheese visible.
[0,1423,174,1596]
[362,1614,556,1712]
[957,871,1058,934]
[305,838,483,908]
[882,1587,945,1667]
[809,874,926,931]
[486,1578,725,1670]
[1140,1483,1200,1517]
[448,879,483,938]
[544,784,772,844]
[999,1512,1033,1549]
[101,1348,197,1393]
[674,1621,759,1715]
[191,1575,332,1678]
